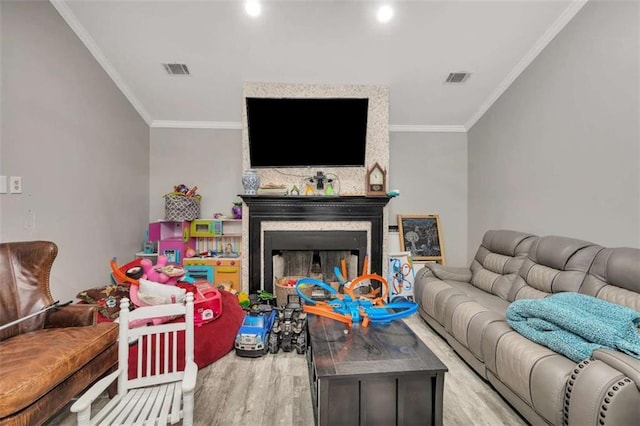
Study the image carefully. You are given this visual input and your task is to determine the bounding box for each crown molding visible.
[49,0,153,125]
[52,0,587,133]
[465,0,589,130]
[151,121,242,129]
[390,124,467,133]
[151,121,467,132]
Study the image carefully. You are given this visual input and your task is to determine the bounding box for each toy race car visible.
[268,294,308,355]
[234,303,276,357]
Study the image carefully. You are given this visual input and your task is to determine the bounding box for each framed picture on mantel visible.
[397,214,445,264]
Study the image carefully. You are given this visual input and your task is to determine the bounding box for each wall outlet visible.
[9,176,22,194]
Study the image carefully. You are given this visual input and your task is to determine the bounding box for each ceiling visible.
[52,0,587,131]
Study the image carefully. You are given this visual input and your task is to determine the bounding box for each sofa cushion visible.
[447,280,511,313]
[580,247,640,311]
[483,324,575,425]
[421,280,461,325]
[421,278,510,364]
[0,242,58,342]
[449,301,504,361]
[507,236,602,302]
[0,323,118,418]
[470,230,537,299]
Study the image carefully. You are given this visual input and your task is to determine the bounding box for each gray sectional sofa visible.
[414,230,640,425]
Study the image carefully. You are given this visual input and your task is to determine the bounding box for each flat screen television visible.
[246,97,368,168]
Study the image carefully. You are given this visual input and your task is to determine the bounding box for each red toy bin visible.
[189,281,222,327]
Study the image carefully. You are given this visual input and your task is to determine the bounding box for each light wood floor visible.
[48,314,527,425]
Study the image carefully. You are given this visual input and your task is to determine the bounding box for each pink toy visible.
[110,257,183,326]
[183,281,223,327]
[140,255,185,285]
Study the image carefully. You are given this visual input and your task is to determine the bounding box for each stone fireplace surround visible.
[241,195,390,294]
[240,82,391,293]
[241,82,389,194]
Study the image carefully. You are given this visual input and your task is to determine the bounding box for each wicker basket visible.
[274,276,314,307]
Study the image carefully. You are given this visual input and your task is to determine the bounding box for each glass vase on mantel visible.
[242,169,260,195]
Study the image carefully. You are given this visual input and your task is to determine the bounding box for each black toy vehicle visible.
[268,294,308,354]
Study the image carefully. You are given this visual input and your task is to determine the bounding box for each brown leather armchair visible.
[0,241,118,426]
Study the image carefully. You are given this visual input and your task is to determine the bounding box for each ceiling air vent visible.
[162,63,190,76]
[445,72,470,83]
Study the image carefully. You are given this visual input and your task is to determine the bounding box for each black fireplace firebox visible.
[240,195,391,294]
[265,230,367,287]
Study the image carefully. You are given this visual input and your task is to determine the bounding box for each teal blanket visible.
[506,293,640,363]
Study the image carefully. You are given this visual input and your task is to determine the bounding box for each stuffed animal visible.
[140,255,185,285]
[137,278,186,305]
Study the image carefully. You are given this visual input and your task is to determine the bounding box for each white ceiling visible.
[52,0,587,131]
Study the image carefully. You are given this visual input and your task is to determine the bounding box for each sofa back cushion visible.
[470,230,537,300]
[580,247,640,311]
[0,241,58,342]
[507,236,602,302]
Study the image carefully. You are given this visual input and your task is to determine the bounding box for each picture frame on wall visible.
[397,214,446,264]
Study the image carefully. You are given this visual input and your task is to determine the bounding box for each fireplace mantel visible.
[240,195,391,293]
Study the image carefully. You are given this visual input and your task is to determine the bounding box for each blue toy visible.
[295,276,418,327]
[234,304,277,357]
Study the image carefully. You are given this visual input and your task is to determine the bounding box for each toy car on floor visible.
[268,294,308,355]
[234,303,276,357]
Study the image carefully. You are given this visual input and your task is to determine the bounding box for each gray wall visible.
[149,128,243,220]
[0,1,149,302]
[149,128,470,267]
[388,131,468,266]
[467,0,639,258]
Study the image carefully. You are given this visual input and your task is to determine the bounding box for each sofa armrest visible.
[45,304,97,328]
[593,349,640,390]
[422,263,472,283]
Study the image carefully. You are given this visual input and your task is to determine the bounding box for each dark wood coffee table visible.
[307,314,448,426]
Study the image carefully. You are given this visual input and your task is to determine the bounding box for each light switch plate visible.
[9,176,22,194]
[0,176,7,194]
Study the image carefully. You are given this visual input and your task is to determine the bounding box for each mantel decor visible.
[366,162,387,196]
[241,169,260,195]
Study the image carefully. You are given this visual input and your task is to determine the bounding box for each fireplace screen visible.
[273,250,358,284]
[263,230,367,293]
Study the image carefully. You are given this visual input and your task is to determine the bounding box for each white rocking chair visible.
[71,292,197,425]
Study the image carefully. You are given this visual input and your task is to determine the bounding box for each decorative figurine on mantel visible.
[366,162,387,196]
[325,179,334,195]
[232,201,242,219]
[303,179,316,196]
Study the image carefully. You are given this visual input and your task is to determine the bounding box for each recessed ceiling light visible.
[377,5,394,23]
[245,1,261,18]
